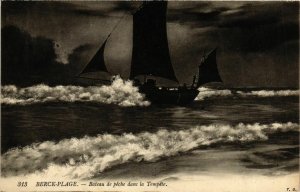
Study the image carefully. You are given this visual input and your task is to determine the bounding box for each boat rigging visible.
[78,1,223,105]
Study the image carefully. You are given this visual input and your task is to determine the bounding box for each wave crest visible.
[196,87,232,100]
[2,122,298,179]
[1,76,150,107]
[196,87,299,100]
[237,90,299,97]
[1,83,298,106]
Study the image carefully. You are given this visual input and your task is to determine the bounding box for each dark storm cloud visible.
[168,1,299,50]
[2,2,78,16]
[168,2,298,28]
[69,2,136,17]
[2,1,132,18]
[112,1,141,13]
[1,25,76,86]
[168,2,229,27]
[218,3,280,29]
[218,12,279,29]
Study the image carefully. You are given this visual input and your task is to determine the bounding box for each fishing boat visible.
[78,1,223,105]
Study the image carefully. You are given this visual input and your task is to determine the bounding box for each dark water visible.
[1,84,299,179]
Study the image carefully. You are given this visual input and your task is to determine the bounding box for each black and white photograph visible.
[0,1,299,191]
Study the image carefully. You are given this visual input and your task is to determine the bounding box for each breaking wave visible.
[236,90,299,97]
[2,122,298,179]
[1,81,298,106]
[1,76,150,107]
[196,87,299,100]
[196,87,232,100]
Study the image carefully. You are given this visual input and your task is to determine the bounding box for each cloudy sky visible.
[1,1,299,87]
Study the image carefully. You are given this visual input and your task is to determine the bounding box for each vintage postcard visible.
[0,1,299,192]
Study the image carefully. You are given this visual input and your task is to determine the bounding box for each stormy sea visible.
[1,77,299,191]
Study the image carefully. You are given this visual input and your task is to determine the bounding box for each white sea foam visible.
[236,90,299,97]
[196,87,299,100]
[2,122,298,179]
[1,83,298,106]
[1,76,150,107]
[196,87,232,100]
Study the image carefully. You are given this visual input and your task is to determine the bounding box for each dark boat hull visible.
[139,86,199,105]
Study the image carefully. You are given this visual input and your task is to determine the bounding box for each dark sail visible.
[130,1,178,82]
[197,49,222,87]
[79,39,108,75]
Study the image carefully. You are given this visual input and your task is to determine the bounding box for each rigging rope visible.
[107,13,127,39]
[107,3,144,39]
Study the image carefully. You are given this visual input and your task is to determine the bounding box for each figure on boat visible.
[78,1,223,105]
